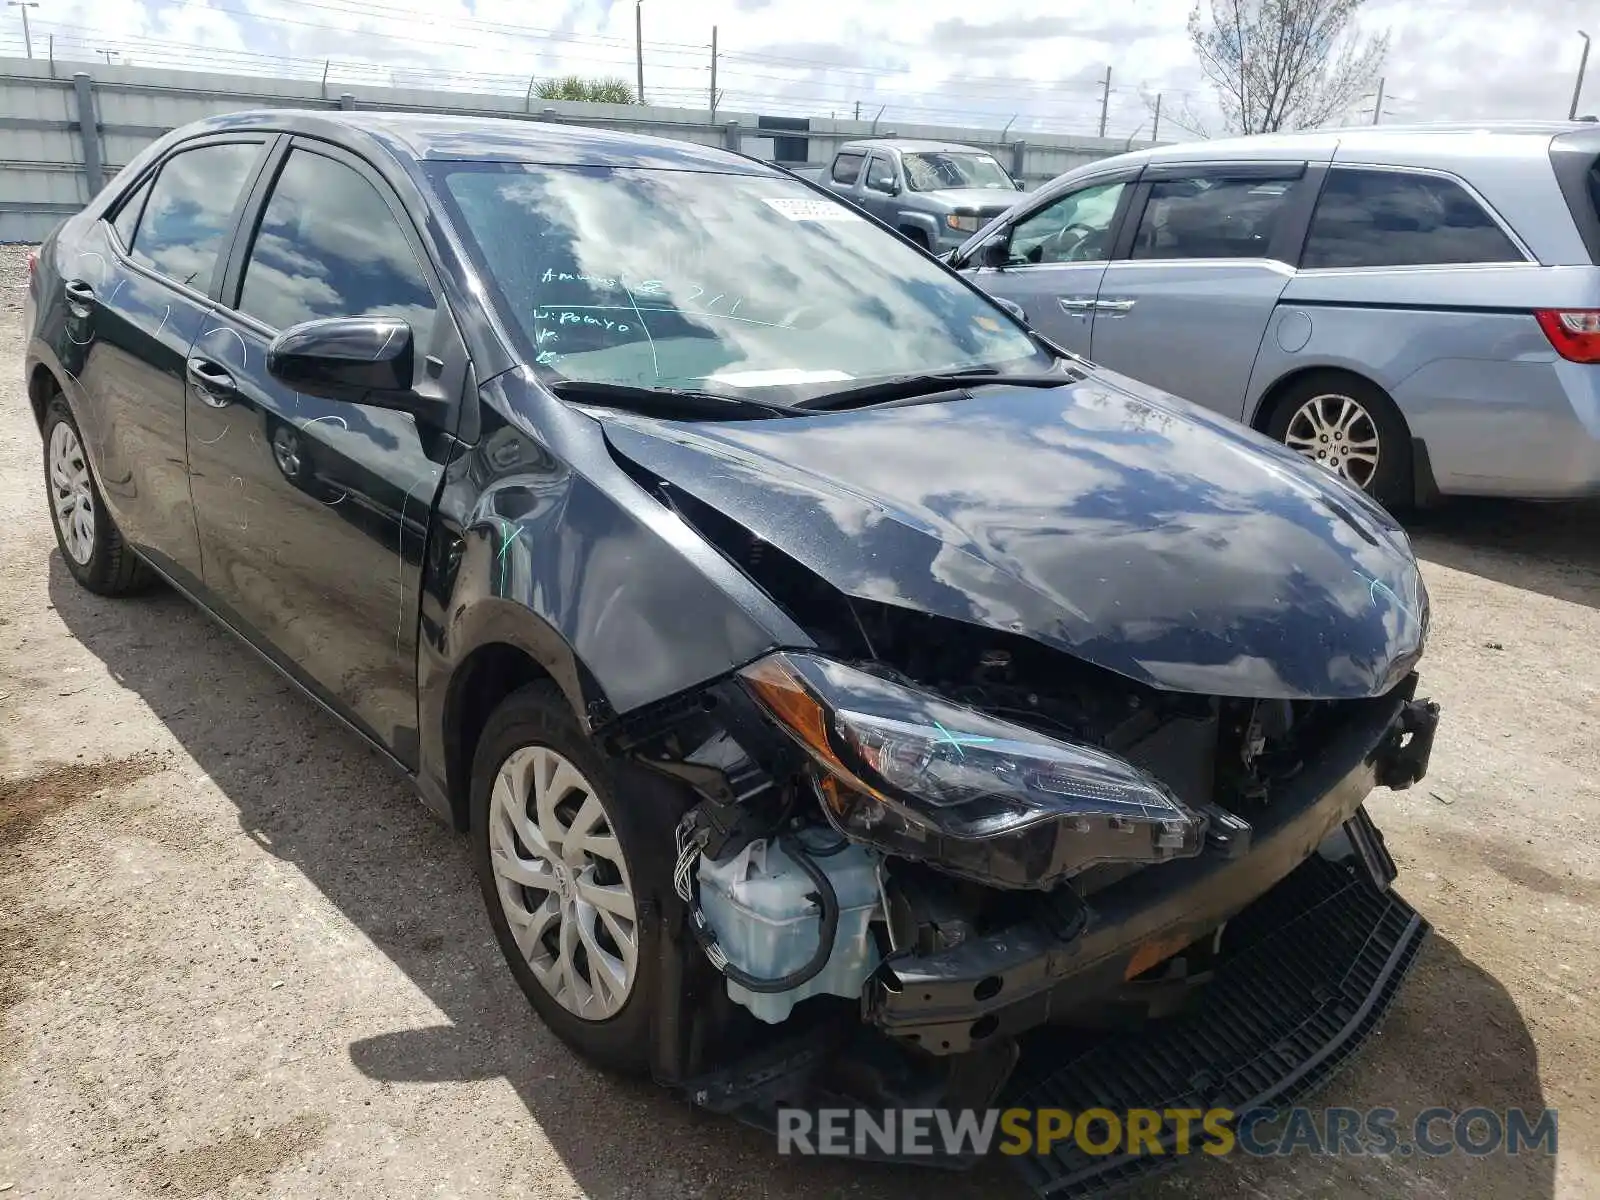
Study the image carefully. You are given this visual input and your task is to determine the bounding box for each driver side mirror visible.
[267,316,444,424]
[869,175,900,196]
[979,234,1011,269]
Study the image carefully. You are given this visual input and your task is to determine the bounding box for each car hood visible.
[596,372,1429,700]
[925,187,1022,212]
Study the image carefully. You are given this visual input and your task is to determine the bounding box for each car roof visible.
[182,109,783,174]
[838,138,989,154]
[1069,121,1593,177]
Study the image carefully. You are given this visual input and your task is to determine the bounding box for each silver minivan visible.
[954,122,1600,507]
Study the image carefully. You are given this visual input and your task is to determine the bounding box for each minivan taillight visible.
[1535,309,1600,362]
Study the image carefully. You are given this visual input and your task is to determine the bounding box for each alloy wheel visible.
[488,745,639,1020]
[271,425,302,479]
[48,421,96,565]
[1283,393,1381,490]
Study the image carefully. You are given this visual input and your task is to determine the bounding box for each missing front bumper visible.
[1002,850,1427,1196]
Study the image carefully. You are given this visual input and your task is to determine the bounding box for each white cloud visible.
[13,0,1594,138]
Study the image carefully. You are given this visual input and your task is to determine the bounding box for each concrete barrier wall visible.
[0,55,1151,242]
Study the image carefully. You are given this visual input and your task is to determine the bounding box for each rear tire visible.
[42,391,152,596]
[470,682,674,1075]
[1265,371,1412,510]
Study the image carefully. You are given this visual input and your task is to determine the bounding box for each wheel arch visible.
[435,607,605,833]
[1247,362,1405,436]
[27,360,62,431]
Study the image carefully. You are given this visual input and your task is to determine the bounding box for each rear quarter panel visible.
[1251,265,1600,494]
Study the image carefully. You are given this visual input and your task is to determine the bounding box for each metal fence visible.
[0,55,1152,242]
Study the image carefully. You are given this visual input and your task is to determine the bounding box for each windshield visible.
[903,152,1014,192]
[431,164,1045,404]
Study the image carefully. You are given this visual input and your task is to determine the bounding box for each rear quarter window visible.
[1301,168,1524,268]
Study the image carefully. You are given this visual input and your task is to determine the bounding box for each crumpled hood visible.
[597,371,1429,700]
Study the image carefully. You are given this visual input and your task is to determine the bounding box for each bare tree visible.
[1187,0,1388,134]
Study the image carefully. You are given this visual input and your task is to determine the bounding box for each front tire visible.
[42,392,151,596]
[1266,372,1412,509]
[470,682,662,1074]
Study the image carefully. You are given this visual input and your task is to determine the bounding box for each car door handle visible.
[64,278,95,318]
[1056,296,1097,316]
[186,357,238,408]
[1096,298,1137,315]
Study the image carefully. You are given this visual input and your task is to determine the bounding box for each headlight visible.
[945,213,982,232]
[739,653,1206,890]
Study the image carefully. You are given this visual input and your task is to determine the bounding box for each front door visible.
[65,138,267,589]
[962,178,1131,357]
[859,152,901,223]
[183,140,464,762]
[1090,167,1307,417]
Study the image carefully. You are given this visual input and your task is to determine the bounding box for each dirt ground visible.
[0,239,1596,1198]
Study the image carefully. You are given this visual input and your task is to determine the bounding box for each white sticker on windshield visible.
[762,197,864,222]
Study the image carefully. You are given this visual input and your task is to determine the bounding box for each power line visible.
[33,24,1157,137]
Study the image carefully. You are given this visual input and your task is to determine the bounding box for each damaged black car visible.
[27,111,1438,1197]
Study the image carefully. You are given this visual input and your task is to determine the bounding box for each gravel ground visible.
[0,240,1596,1198]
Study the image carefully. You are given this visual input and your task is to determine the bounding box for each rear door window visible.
[236,148,436,337]
[1131,175,1301,260]
[128,142,261,290]
[1301,168,1524,267]
[831,151,865,185]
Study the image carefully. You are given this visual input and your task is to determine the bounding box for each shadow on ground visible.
[1408,498,1600,609]
[48,555,1553,1200]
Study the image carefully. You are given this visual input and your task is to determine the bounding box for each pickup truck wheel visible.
[470,682,658,1074]
[42,392,152,596]
[899,226,930,249]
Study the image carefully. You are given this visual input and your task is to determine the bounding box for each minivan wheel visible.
[1266,373,1411,509]
[42,392,151,595]
[469,682,658,1074]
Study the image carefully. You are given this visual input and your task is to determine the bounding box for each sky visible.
[7,0,1594,140]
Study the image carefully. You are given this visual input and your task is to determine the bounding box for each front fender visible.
[893,209,942,243]
[414,372,809,817]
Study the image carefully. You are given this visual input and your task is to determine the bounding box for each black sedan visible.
[25,110,1437,1196]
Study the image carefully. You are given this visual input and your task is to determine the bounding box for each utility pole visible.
[8,1,37,59]
[634,0,645,104]
[1151,93,1162,142]
[1572,31,1591,120]
[96,48,117,65]
[1098,66,1112,137]
[1371,76,1385,125]
[853,100,860,121]
[709,25,717,121]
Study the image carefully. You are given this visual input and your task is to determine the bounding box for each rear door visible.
[1089,162,1314,417]
[66,137,269,590]
[961,173,1137,357]
[827,148,867,207]
[183,138,468,761]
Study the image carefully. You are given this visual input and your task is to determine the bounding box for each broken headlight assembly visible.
[740,653,1207,890]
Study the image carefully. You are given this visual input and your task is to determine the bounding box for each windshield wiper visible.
[790,367,1081,413]
[549,379,795,420]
